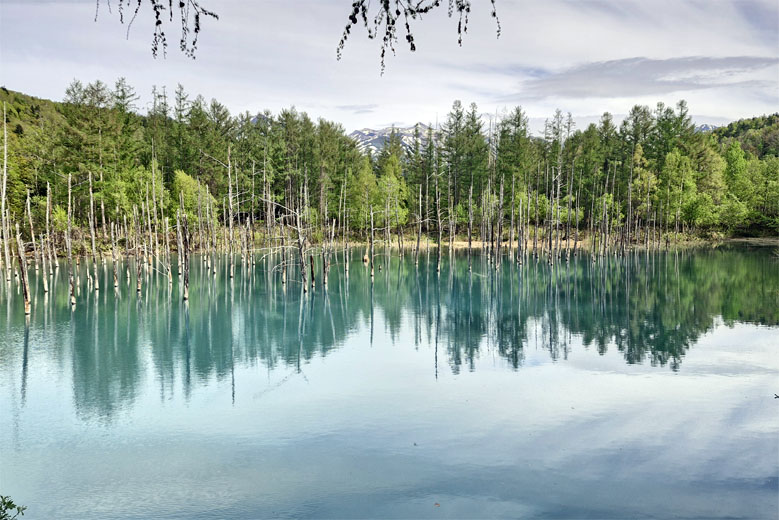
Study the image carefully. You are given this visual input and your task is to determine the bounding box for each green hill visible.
[712,113,779,159]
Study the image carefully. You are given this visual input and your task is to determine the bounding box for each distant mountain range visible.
[348,124,434,155]
[350,122,722,154]
[695,123,720,132]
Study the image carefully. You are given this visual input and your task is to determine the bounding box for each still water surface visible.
[1,246,777,519]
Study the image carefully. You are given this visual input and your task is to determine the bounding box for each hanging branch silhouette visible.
[337,0,501,73]
[95,0,500,70]
[97,0,218,58]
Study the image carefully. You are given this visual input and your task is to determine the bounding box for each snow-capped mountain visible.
[350,121,724,153]
[349,123,433,155]
[695,123,720,133]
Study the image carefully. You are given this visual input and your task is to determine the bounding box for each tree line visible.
[1,80,777,271]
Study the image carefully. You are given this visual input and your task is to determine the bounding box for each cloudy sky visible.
[1,0,777,135]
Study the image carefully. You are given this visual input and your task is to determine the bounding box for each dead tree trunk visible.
[517,198,523,264]
[111,222,119,288]
[566,164,573,260]
[435,173,442,273]
[369,206,375,279]
[496,178,504,269]
[26,190,39,271]
[509,175,515,260]
[2,102,10,281]
[533,165,539,257]
[309,253,315,290]
[89,172,99,291]
[324,218,335,287]
[395,194,403,252]
[135,206,143,294]
[468,183,473,271]
[16,223,30,315]
[296,196,308,292]
[39,233,48,293]
[67,173,76,306]
[46,182,58,270]
[415,184,422,264]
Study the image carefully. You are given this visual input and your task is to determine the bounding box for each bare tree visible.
[16,223,31,315]
[2,102,10,281]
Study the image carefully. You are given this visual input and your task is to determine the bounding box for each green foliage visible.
[346,156,377,231]
[0,495,26,520]
[2,82,778,241]
[720,195,749,230]
[170,170,215,224]
[51,205,68,233]
[712,113,779,159]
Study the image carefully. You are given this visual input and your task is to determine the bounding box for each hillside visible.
[1,87,66,135]
[711,113,779,158]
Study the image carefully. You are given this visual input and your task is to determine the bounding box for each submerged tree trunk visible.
[46,182,58,270]
[26,190,39,271]
[15,224,30,315]
[89,172,99,291]
[369,206,375,279]
[2,102,10,281]
[435,173,442,273]
[111,222,118,288]
[415,185,422,264]
[67,173,76,306]
[509,175,515,261]
[496,178,504,269]
[468,183,473,271]
[182,212,190,301]
[39,233,48,293]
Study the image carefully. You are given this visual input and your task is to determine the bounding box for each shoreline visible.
[10,232,777,263]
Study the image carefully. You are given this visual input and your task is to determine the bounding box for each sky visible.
[1,0,778,136]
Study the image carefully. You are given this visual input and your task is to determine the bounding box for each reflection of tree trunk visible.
[369,282,374,346]
[309,254,315,290]
[21,316,29,405]
[434,271,440,380]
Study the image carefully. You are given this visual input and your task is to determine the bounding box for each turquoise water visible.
[1,246,777,519]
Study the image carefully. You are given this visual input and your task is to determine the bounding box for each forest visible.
[1,80,777,295]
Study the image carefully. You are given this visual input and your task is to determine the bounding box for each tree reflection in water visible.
[1,245,776,421]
